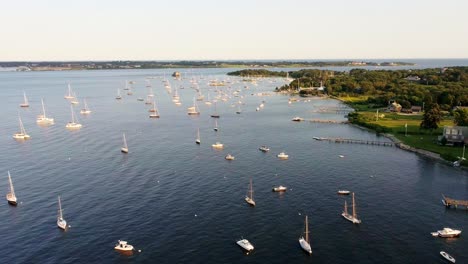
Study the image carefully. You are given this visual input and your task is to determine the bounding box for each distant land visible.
[0,60,416,71]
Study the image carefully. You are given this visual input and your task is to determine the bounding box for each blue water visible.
[0,68,467,263]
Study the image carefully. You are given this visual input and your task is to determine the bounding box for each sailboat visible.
[64,83,75,99]
[6,171,17,206]
[65,105,82,129]
[70,92,79,105]
[196,128,201,144]
[205,94,212,105]
[13,116,31,140]
[36,98,55,125]
[236,104,242,114]
[187,98,200,115]
[210,102,220,118]
[245,179,255,206]
[149,99,160,118]
[80,98,92,115]
[214,119,219,131]
[57,196,67,230]
[342,192,361,224]
[121,133,129,153]
[299,215,312,254]
[20,91,29,107]
[116,89,122,100]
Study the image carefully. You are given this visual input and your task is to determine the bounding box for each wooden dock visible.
[318,137,394,147]
[309,119,349,124]
[442,195,468,209]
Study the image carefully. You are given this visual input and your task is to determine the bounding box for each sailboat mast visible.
[344,200,348,215]
[197,128,200,140]
[23,91,28,104]
[352,193,357,218]
[58,196,63,219]
[19,117,26,134]
[305,215,309,243]
[8,171,15,197]
[70,105,75,123]
[249,179,253,200]
[41,98,46,117]
[123,133,127,148]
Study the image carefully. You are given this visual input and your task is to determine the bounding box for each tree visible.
[453,108,468,126]
[420,103,442,132]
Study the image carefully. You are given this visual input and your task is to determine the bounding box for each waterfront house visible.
[411,106,422,113]
[388,101,402,112]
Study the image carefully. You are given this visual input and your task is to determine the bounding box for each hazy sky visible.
[1,0,467,60]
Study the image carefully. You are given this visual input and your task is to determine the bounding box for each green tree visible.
[420,103,442,132]
[453,108,468,126]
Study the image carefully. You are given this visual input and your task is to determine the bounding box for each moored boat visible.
[245,179,255,206]
[277,152,289,159]
[440,251,456,263]
[272,185,287,192]
[342,192,361,224]
[437,228,462,238]
[338,190,350,195]
[236,238,254,252]
[115,240,134,254]
[57,196,67,230]
[259,146,270,152]
[6,171,17,206]
[212,142,224,149]
[299,215,312,255]
[225,154,235,160]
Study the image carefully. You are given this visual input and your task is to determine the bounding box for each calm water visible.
[0,68,467,264]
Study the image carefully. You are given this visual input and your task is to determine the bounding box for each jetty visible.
[309,119,349,124]
[442,195,468,209]
[317,137,394,147]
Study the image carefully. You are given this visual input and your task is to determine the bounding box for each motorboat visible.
[437,228,462,238]
[115,240,134,254]
[440,251,456,263]
[292,117,304,122]
[212,142,224,149]
[236,239,254,252]
[337,190,350,195]
[259,146,270,152]
[272,185,287,192]
[277,152,289,159]
[225,154,235,160]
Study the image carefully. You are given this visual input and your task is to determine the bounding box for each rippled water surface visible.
[0,68,467,264]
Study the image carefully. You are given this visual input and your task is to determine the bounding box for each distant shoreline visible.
[0,60,416,72]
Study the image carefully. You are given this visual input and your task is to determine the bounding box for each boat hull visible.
[342,212,361,224]
[440,251,456,263]
[245,197,256,206]
[121,148,129,153]
[57,219,67,230]
[299,238,312,254]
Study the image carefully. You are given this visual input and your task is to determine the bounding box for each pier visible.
[317,137,395,147]
[442,195,468,209]
[309,119,349,124]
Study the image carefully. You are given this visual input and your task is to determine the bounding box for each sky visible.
[1,0,467,61]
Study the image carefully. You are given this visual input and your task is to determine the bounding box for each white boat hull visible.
[299,238,312,254]
[245,197,255,206]
[57,218,67,230]
[440,251,456,263]
[342,212,361,224]
[236,239,254,251]
[121,148,128,153]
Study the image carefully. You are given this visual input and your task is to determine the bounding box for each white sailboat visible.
[299,215,312,254]
[36,98,55,125]
[70,92,79,105]
[149,99,160,118]
[13,116,31,140]
[342,192,361,224]
[64,83,75,99]
[65,105,82,129]
[57,196,67,230]
[210,101,220,118]
[6,171,18,206]
[245,179,255,206]
[80,98,92,115]
[116,88,122,100]
[236,104,242,114]
[187,97,200,115]
[196,128,201,144]
[121,133,129,153]
[20,91,29,107]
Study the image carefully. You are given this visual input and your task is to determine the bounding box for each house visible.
[440,126,468,145]
[388,101,402,112]
[401,108,413,113]
[411,106,422,113]
[405,75,421,81]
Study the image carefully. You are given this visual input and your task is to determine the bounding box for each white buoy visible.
[194,214,197,217]
[138,249,142,252]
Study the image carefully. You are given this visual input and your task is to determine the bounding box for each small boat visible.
[272,185,287,192]
[431,232,439,237]
[236,105,242,114]
[440,251,456,263]
[121,133,129,153]
[277,152,289,159]
[70,92,79,105]
[236,238,254,252]
[292,117,303,122]
[64,84,75,99]
[20,91,30,107]
[137,98,144,101]
[342,192,361,224]
[36,98,55,125]
[339,155,345,158]
[80,98,92,115]
[210,102,220,118]
[337,190,350,195]
[187,98,200,115]
[57,196,67,230]
[214,119,219,131]
[256,107,260,111]
[299,215,312,255]
[212,142,224,149]
[225,154,235,160]
[149,99,160,118]
[196,128,201,144]
[437,228,462,238]
[115,240,134,254]
[65,105,82,129]
[13,116,31,140]
[245,179,255,206]
[259,146,270,152]
[6,171,18,206]
[115,89,122,100]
